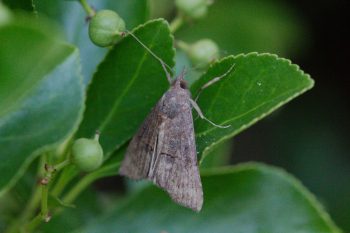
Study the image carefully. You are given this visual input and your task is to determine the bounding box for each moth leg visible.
[189,99,230,129]
[195,63,235,101]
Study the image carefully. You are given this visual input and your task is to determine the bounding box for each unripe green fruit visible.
[175,0,210,19]
[89,10,126,47]
[72,137,103,172]
[187,39,219,68]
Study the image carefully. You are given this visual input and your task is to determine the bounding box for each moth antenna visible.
[179,67,187,79]
[189,99,230,129]
[195,63,235,101]
[125,30,173,84]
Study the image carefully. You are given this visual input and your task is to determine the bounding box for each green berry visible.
[175,0,210,19]
[187,39,219,68]
[88,10,126,47]
[72,136,103,172]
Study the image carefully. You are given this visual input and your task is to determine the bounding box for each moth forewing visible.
[120,75,203,211]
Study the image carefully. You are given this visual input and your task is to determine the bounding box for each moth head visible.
[173,68,188,90]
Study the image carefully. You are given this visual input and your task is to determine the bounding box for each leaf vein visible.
[196,85,306,137]
[98,26,162,132]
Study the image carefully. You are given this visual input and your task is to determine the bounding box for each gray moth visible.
[119,31,234,212]
[120,71,203,211]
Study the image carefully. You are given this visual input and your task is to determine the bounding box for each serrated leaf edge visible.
[198,52,314,163]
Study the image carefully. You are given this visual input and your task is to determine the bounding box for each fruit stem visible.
[54,158,71,171]
[94,130,100,141]
[51,165,77,196]
[62,172,97,204]
[41,184,49,221]
[62,162,120,204]
[176,40,191,53]
[22,154,63,232]
[170,14,184,33]
[79,0,95,17]
[25,214,42,232]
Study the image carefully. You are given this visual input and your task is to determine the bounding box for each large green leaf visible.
[76,19,175,158]
[0,47,84,194]
[73,163,341,233]
[191,53,313,162]
[0,15,73,117]
[34,0,149,84]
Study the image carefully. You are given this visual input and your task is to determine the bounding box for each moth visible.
[120,31,234,211]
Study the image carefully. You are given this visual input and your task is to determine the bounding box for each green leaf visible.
[0,47,84,194]
[73,163,341,233]
[76,19,175,158]
[34,0,150,84]
[191,53,314,162]
[0,15,73,117]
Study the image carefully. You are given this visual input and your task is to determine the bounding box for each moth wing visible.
[120,90,203,211]
[150,103,203,211]
[119,100,163,179]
